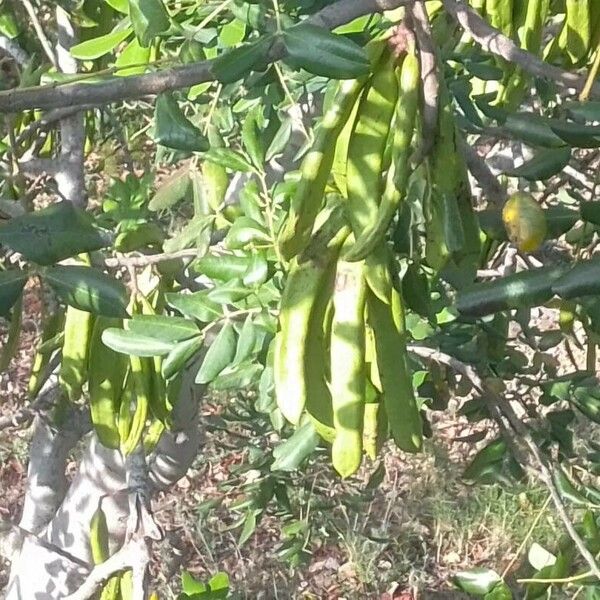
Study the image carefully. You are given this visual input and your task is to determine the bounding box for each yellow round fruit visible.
[502,192,547,253]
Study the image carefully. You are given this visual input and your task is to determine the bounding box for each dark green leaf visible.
[580,202,600,226]
[129,0,170,47]
[0,270,28,317]
[548,120,600,148]
[0,201,110,265]
[283,24,370,78]
[271,421,319,471]
[565,100,600,122]
[503,113,565,148]
[154,93,209,152]
[464,438,507,481]
[505,147,571,181]
[196,322,236,383]
[212,36,272,84]
[102,328,175,356]
[44,266,128,317]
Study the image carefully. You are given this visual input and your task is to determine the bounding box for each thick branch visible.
[443,0,600,99]
[0,0,411,112]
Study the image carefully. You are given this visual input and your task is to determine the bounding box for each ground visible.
[0,282,570,599]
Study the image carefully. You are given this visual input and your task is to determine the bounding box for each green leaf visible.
[44,266,128,317]
[238,510,257,546]
[115,36,151,76]
[484,582,513,600]
[242,253,268,286]
[102,328,175,356]
[241,106,264,169]
[271,421,320,471]
[571,386,600,423]
[453,567,501,595]
[162,335,204,380]
[282,23,370,79]
[193,253,254,281]
[224,217,270,249]
[266,118,292,161]
[203,147,254,172]
[212,36,272,83]
[70,28,132,59]
[154,93,209,152]
[181,571,205,594]
[211,361,262,390]
[219,19,246,47]
[207,572,229,593]
[505,147,571,181]
[0,11,20,38]
[553,467,590,506]
[0,270,28,317]
[162,215,213,254]
[106,0,130,13]
[207,279,253,304]
[129,0,170,47]
[232,315,256,365]
[0,201,110,265]
[166,290,222,322]
[196,322,237,383]
[127,315,200,342]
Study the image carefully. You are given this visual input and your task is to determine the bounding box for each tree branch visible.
[442,0,600,99]
[0,0,412,112]
[406,0,439,165]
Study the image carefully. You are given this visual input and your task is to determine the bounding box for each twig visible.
[518,570,595,584]
[104,248,211,268]
[407,0,439,165]
[458,135,506,206]
[442,0,600,98]
[19,0,57,68]
[0,0,413,112]
[15,105,96,147]
[580,44,600,102]
[408,344,600,581]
